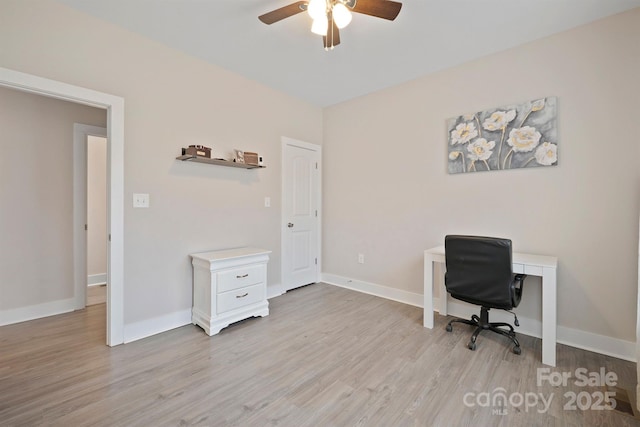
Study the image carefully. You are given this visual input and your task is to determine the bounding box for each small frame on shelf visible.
[176,154,265,169]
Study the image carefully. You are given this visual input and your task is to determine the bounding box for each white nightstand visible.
[190,247,271,336]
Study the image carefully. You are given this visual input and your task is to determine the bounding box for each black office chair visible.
[444,235,526,354]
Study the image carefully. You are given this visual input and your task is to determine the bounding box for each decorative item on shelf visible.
[244,152,259,166]
[258,156,264,166]
[234,150,245,164]
[176,149,265,169]
[182,144,212,158]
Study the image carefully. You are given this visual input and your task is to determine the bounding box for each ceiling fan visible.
[258,0,402,50]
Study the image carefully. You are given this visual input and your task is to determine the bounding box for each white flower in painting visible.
[507,126,541,152]
[462,113,476,121]
[466,138,495,161]
[534,142,557,165]
[482,110,517,131]
[449,151,461,160]
[450,122,478,145]
[531,98,546,111]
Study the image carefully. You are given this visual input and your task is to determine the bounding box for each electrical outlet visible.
[358,254,365,264]
[264,197,271,207]
[133,193,149,208]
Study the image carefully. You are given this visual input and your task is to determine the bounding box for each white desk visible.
[423,246,558,366]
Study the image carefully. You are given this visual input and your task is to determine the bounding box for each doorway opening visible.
[0,67,124,346]
[73,125,108,311]
[87,135,108,305]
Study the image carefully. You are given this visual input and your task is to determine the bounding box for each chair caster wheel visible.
[446,324,452,332]
[468,341,476,351]
[513,346,521,355]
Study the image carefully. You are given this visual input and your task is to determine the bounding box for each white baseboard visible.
[122,283,285,344]
[123,309,191,343]
[322,273,423,307]
[87,273,107,286]
[556,325,635,362]
[442,299,635,361]
[0,297,76,326]
[321,273,636,362]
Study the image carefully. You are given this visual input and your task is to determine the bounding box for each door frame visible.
[280,136,322,292]
[637,215,640,411]
[73,124,107,310]
[0,67,125,346]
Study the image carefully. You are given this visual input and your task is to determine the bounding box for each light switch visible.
[264,197,271,208]
[133,193,149,208]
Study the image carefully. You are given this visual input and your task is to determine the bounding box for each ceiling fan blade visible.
[322,15,341,49]
[351,0,402,21]
[259,1,307,24]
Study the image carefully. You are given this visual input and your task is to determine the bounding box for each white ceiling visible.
[57,0,640,107]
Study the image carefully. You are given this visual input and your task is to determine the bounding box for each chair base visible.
[445,307,521,354]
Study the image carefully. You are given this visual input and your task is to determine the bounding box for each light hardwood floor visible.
[1,283,638,426]
[87,284,106,306]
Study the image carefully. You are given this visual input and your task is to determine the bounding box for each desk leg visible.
[437,262,448,316]
[423,256,434,328]
[542,266,557,367]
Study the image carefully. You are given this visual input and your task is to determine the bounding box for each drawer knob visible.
[236,293,249,298]
[236,274,249,278]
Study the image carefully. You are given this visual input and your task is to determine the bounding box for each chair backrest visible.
[444,235,514,310]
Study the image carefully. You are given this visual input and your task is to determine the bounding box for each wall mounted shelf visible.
[176,154,265,169]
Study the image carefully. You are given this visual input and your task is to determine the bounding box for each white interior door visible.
[87,135,108,290]
[281,137,321,292]
[73,124,107,310]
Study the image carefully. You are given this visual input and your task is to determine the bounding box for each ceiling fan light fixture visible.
[258,0,402,50]
[307,0,327,20]
[311,15,328,36]
[332,3,352,29]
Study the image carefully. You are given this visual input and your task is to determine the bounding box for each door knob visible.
[287,223,294,228]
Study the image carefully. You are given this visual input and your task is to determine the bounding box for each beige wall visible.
[2,0,637,344]
[87,135,107,280]
[0,0,323,324]
[0,86,106,310]
[323,9,640,341]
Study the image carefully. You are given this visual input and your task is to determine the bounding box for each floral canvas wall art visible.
[447,97,557,174]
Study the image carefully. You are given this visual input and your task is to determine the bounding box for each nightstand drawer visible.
[217,283,264,314]
[217,265,265,293]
